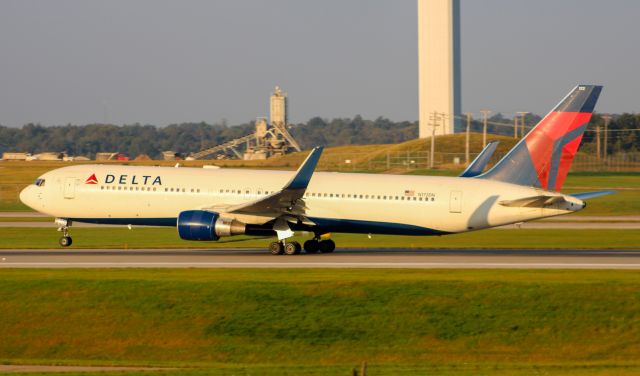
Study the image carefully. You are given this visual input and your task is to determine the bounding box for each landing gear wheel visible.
[59,236,72,247]
[284,241,301,255]
[269,242,284,255]
[319,239,335,253]
[304,240,320,253]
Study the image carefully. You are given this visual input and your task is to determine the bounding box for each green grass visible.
[0,217,52,222]
[0,227,638,249]
[563,189,639,216]
[2,269,640,375]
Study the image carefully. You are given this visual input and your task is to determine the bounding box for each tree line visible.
[0,113,638,159]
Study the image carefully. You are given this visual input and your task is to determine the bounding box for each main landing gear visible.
[56,218,72,247]
[268,236,335,255]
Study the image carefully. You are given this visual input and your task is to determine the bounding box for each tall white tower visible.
[418,0,461,137]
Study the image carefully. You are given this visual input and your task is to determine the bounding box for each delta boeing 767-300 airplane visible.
[20,85,613,254]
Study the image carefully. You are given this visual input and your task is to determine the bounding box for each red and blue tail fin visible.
[479,85,602,191]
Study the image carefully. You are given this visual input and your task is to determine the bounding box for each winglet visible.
[284,146,324,190]
[460,141,499,178]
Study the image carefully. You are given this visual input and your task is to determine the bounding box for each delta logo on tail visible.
[85,174,98,184]
[480,85,602,192]
[524,85,602,191]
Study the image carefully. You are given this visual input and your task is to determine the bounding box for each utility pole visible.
[517,112,528,138]
[596,125,601,161]
[464,113,472,165]
[513,115,518,139]
[602,114,611,160]
[428,111,441,169]
[480,110,491,146]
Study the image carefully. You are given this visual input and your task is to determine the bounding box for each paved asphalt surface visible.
[2,248,640,269]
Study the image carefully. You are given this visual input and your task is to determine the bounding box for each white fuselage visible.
[20,164,584,235]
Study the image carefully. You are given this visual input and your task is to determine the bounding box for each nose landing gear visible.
[56,218,72,247]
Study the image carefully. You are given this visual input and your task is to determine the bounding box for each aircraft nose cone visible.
[19,186,36,209]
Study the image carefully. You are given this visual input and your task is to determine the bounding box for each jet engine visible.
[177,210,246,241]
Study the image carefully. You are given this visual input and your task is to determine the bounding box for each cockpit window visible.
[34,178,46,187]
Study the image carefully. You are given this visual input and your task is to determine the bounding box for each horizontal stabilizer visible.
[571,190,616,200]
[499,195,565,208]
[460,141,499,178]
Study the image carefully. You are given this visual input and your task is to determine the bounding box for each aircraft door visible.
[63,177,77,199]
[449,190,462,213]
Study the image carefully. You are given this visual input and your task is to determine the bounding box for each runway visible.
[2,248,640,269]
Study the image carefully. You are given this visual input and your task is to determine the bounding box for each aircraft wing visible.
[460,141,499,178]
[224,146,324,225]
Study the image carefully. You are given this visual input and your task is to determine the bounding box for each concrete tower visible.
[418,0,461,137]
[270,86,288,126]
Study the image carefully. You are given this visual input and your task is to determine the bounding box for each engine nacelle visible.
[177,210,246,241]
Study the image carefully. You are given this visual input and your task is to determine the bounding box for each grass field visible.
[0,217,52,222]
[1,227,638,249]
[2,269,640,375]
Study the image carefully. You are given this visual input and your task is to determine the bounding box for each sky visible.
[0,0,638,127]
